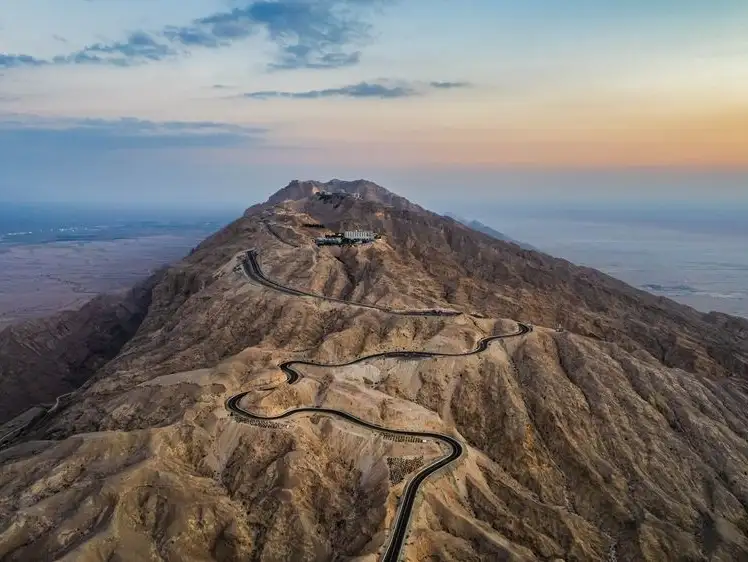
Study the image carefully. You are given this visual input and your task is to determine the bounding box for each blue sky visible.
[1,0,747,209]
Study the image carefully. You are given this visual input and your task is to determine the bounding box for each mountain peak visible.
[264,178,424,212]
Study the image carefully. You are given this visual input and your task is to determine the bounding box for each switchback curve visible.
[242,249,461,317]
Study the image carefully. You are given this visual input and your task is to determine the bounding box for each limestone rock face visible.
[0,180,747,562]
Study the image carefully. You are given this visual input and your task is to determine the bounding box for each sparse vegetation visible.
[387,456,424,485]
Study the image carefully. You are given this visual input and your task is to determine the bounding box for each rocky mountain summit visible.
[1,179,747,561]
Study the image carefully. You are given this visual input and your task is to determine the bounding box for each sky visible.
[1,0,747,209]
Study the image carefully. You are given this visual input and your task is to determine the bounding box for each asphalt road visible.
[230,249,531,561]
[263,221,301,248]
[0,391,76,449]
[243,249,461,317]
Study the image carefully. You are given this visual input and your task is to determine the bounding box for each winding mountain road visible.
[243,249,461,317]
[228,249,530,561]
[262,221,301,248]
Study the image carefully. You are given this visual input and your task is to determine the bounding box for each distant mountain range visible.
[444,213,538,251]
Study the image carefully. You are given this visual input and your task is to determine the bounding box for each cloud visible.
[2,0,388,70]
[0,116,268,150]
[0,54,48,69]
[430,81,471,89]
[53,32,176,67]
[167,0,384,70]
[247,0,373,70]
[245,81,414,99]
[162,25,225,48]
[242,79,470,99]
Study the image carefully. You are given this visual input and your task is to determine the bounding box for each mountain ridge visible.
[443,213,538,251]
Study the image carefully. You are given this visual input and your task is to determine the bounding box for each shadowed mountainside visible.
[0,179,746,562]
[0,277,158,424]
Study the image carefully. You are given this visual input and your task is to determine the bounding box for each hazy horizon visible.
[3,169,747,212]
[471,204,748,319]
[3,189,747,320]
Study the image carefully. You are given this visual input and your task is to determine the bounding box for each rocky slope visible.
[0,180,747,562]
[0,276,157,424]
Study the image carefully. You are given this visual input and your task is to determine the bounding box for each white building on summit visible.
[343,230,376,242]
[315,230,379,246]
